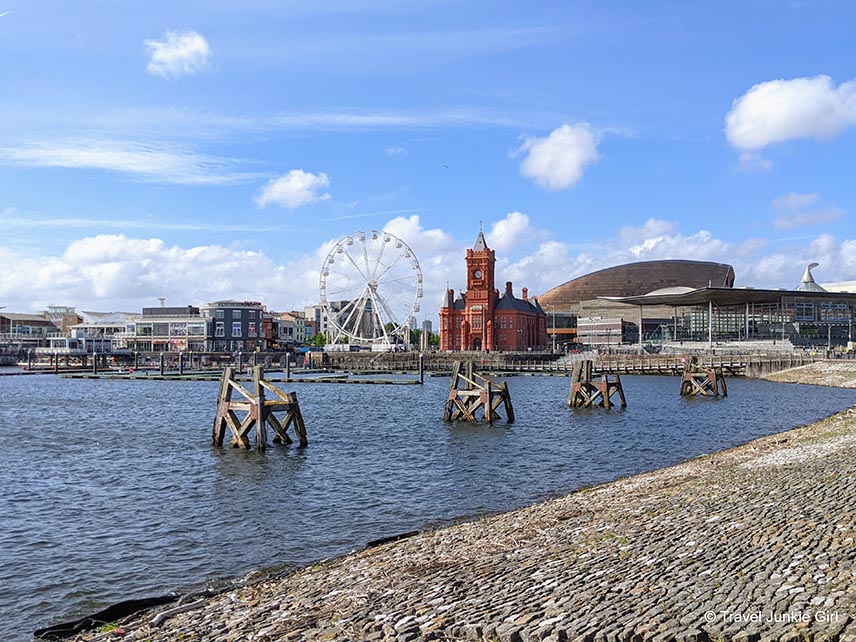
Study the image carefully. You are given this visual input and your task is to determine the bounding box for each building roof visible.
[821,281,856,293]
[603,286,856,308]
[79,311,138,324]
[796,263,827,293]
[473,230,488,251]
[495,292,542,314]
[538,259,736,308]
[0,313,53,323]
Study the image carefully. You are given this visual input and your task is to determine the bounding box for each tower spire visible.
[474,225,488,251]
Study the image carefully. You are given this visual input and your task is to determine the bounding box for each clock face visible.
[474,269,483,279]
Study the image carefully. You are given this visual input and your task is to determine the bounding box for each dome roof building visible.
[538,259,736,316]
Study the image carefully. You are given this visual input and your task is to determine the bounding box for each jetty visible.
[567,359,626,408]
[212,366,307,449]
[443,360,514,423]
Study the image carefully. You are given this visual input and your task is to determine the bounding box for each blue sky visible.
[2,0,856,322]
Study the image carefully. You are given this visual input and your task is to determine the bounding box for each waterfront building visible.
[202,300,268,352]
[539,260,856,348]
[41,306,82,334]
[273,311,307,348]
[440,230,548,352]
[538,259,735,346]
[124,306,208,353]
[0,312,59,350]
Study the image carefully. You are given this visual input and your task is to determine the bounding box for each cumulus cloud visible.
[0,235,299,312]
[725,75,856,151]
[516,123,600,190]
[145,30,212,78]
[486,211,547,254]
[255,170,332,209]
[7,215,856,322]
[613,219,728,262]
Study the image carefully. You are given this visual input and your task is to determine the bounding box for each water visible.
[0,374,853,641]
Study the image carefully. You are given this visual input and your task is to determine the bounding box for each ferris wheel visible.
[319,230,423,344]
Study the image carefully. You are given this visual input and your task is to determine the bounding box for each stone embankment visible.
[763,360,856,389]
[63,373,856,642]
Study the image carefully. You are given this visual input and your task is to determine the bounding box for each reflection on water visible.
[0,373,852,641]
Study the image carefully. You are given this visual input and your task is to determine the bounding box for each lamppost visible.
[546,304,557,353]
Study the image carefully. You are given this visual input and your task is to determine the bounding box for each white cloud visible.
[769,192,844,229]
[615,218,730,262]
[1,139,263,185]
[725,75,856,151]
[255,170,332,209]
[486,211,547,254]
[384,146,407,156]
[737,151,772,172]
[516,123,600,190]
[7,215,856,323]
[0,235,297,312]
[145,30,212,79]
[771,192,820,212]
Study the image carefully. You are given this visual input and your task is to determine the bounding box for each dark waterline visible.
[0,374,853,641]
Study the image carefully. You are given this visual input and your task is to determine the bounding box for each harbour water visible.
[1,372,853,641]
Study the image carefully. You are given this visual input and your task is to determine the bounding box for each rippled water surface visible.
[1,373,854,641]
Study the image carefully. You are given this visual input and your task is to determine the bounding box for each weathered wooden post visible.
[159,352,165,376]
[212,366,308,450]
[568,360,627,409]
[53,353,59,374]
[178,352,184,376]
[92,351,98,375]
[286,352,292,378]
[419,352,425,384]
[133,351,139,370]
[237,351,244,374]
[443,360,514,423]
[680,356,727,397]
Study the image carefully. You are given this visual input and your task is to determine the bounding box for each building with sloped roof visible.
[439,231,547,351]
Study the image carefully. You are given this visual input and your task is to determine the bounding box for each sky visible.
[2,0,856,325]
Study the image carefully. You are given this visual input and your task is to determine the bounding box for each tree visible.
[312,333,326,347]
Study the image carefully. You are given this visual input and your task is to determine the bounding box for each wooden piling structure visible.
[212,365,308,450]
[680,356,727,397]
[443,360,514,423]
[568,360,626,409]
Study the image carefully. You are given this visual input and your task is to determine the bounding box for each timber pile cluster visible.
[62,404,856,641]
[763,360,856,389]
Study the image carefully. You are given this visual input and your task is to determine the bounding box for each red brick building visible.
[440,231,548,351]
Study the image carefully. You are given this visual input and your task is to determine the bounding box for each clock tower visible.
[439,226,547,352]
[462,229,497,350]
[466,229,496,302]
